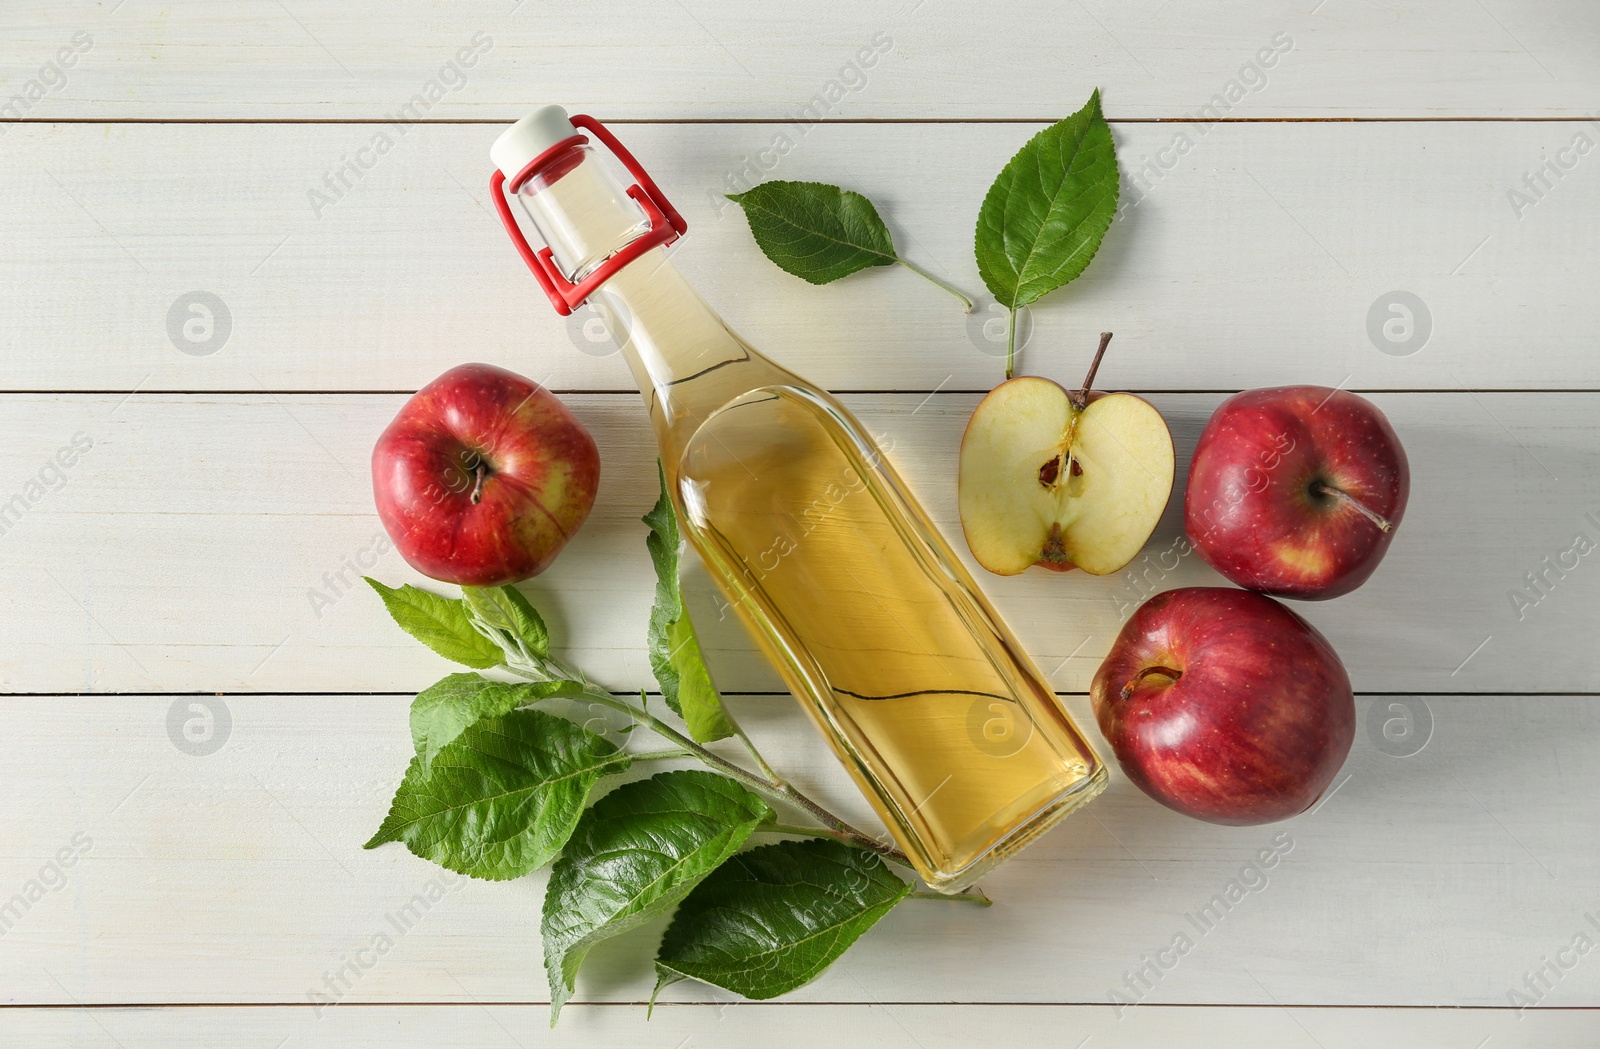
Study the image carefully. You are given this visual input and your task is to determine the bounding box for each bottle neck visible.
[513,147,762,451]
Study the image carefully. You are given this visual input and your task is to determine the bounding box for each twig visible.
[497,650,913,868]
[630,749,695,762]
[723,707,781,785]
[896,257,974,312]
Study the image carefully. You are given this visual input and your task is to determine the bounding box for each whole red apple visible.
[1184,386,1408,600]
[1091,587,1354,826]
[372,363,599,587]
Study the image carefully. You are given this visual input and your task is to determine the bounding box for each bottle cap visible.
[491,105,580,183]
[489,112,687,316]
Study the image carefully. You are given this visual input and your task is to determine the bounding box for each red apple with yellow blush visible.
[1091,586,1355,826]
[372,363,600,587]
[1184,386,1408,600]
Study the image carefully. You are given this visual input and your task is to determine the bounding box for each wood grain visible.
[1,120,1594,392]
[4,0,1594,1031]
[0,693,1594,1010]
[0,392,1587,695]
[4,0,1596,119]
[0,1004,1590,1049]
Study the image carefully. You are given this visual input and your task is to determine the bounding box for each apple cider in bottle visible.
[490,107,1106,891]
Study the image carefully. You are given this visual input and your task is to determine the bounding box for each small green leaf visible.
[653,839,912,1001]
[728,181,898,285]
[644,463,735,743]
[975,89,1120,310]
[664,615,729,740]
[461,584,550,658]
[542,771,773,1022]
[410,673,584,770]
[365,578,503,669]
[365,709,628,880]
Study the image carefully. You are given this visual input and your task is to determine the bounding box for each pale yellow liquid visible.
[674,382,1105,887]
[517,148,1106,889]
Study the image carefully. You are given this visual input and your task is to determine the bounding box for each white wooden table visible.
[4,2,1598,1045]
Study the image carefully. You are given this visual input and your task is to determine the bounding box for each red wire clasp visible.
[491,114,687,316]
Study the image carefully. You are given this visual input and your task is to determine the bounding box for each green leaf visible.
[541,771,773,1022]
[653,839,912,1001]
[664,615,727,738]
[364,708,628,880]
[975,89,1120,310]
[410,673,585,771]
[644,462,735,743]
[365,577,504,669]
[728,181,898,285]
[461,584,550,659]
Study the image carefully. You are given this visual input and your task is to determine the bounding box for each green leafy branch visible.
[364,463,986,1025]
[726,90,1122,382]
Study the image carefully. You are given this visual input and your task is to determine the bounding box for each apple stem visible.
[1120,664,1182,701]
[1070,332,1114,410]
[1005,307,1019,381]
[895,257,974,313]
[469,462,488,505]
[1312,482,1393,533]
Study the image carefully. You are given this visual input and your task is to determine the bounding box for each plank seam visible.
[0,691,1590,698]
[4,116,1599,125]
[0,389,1593,397]
[0,1001,1592,1010]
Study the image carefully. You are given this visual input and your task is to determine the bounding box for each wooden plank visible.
[2,120,1595,392]
[0,392,1589,695]
[4,0,1597,119]
[0,1003,1589,1048]
[0,693,1595,1009]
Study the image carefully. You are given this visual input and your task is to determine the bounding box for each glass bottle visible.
[490,107,1106,891]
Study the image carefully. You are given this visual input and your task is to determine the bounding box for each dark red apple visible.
[1184,386,1408,600]
[1091,587,1354,826]
[372,363,599,587]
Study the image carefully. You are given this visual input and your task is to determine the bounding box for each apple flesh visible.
[959,347,1174,576]
[1091,586,1355,826]
[372,363,600,587]
[1185,386,1408,600]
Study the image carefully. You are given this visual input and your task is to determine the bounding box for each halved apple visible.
[958,336,1175,576]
